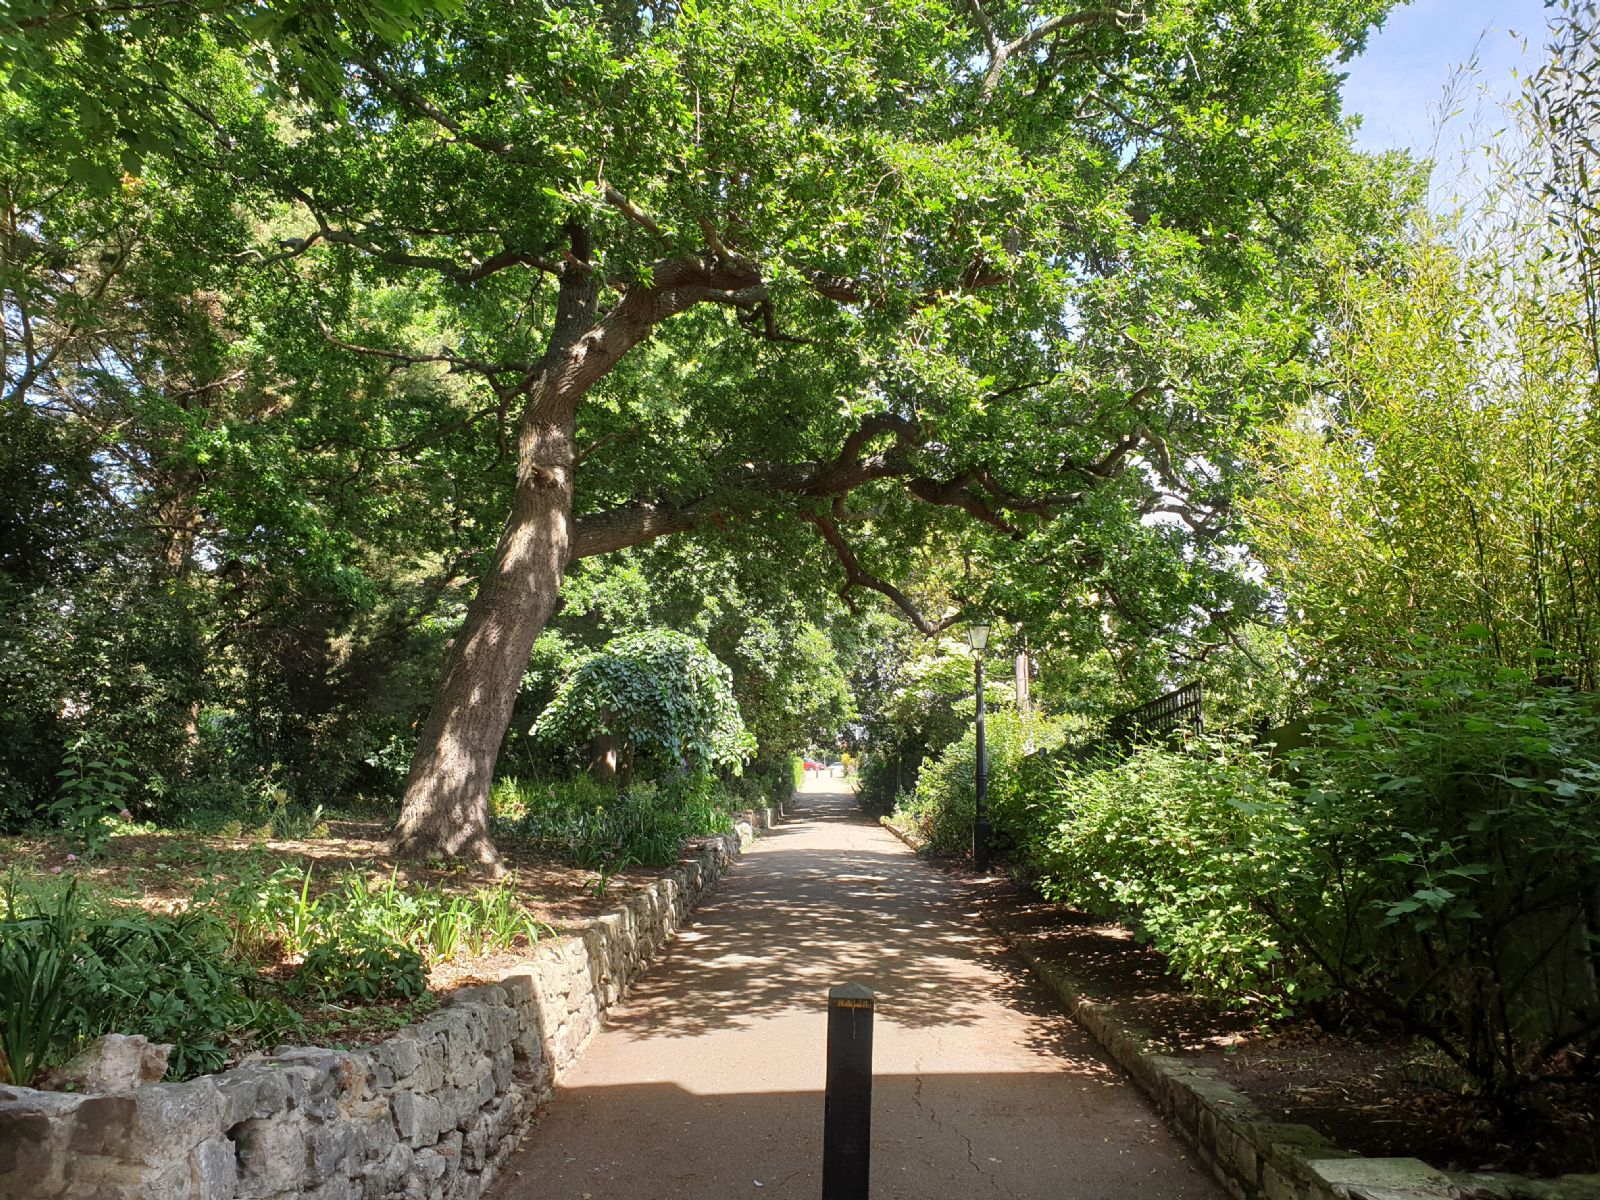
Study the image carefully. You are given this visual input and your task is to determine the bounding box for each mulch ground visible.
[3,819,662,933]
[960,871,1600,1179]
[2,821,667,1060]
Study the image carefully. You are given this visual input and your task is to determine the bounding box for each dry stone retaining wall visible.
[0,829,749,1200]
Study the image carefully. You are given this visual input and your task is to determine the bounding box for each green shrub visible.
[0,877,300,1082]
[0,879,79,1085]
[1009,652,1600,1099]
[1029,738,1290,1003]
[45,738,137,857]
[296,936,427,1003]
[1265,656,1600,1097]
[890,711,1065,855]
[493,773,736,869]
[721,757,797,810]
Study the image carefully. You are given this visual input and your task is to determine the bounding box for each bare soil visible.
[964,873,1600,1179]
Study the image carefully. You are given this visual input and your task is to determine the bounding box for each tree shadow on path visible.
[605,786,1112,1060]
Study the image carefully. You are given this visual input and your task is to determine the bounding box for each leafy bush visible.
[721,755,801,811]
[981,651,1600,1099]
[534,629,755,778]
[296,935,427,1003]
[889,711,1064,855]
[0,878,300,1083]
[1027,738,1290,1003]
[1263,657,1600,1097]
[45,738,137,856]
[493,773,736,869]
[857,640,994,814]
[0,879,79,1086]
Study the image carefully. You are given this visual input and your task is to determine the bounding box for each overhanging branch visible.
[807,506,962,635]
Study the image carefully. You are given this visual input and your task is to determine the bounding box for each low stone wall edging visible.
[0,810,781,1200]
[872,817,1599,1200]
[994,920,1600,1200]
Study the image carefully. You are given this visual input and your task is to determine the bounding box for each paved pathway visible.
[493,777,1221,1200]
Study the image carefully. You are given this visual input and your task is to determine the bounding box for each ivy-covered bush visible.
[534,629,755,778]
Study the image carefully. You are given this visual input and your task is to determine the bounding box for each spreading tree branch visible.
[807,505,963,635]
[972,6,1136,102]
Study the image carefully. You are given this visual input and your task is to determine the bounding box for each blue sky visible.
[1338,0,1548,158]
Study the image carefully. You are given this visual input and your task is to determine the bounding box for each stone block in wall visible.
[308,1124,363,1186]
[362,1142,413,1199]
[1304,1157,1455,1200]
[496,970,535,1008]
[346,1096,396,1161]
[217,1062,296,1126]
[77,1078,226,1166]
[249,1050,365,1125]
[0,1088,84,1199]
[302,1173,359,1200]
[365,1034,424,1094]
[391,1090,445,1148]
[190,1133,238,1199]
[233,1115,313,1198]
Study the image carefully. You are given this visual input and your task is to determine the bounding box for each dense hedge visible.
[888,660,1600,1097]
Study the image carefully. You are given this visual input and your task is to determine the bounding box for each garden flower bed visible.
[0,819,671,1084]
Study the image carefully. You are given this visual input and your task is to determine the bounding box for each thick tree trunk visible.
[393,392,577,863]
[390,249,759,861]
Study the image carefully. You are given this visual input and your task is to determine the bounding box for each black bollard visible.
[822,982,875,1200]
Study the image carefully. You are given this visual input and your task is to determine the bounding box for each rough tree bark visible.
[392,251,601,863]
[391,390,579,862]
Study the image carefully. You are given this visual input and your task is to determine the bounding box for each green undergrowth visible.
[0,852,556,1087]
[889,656,1600,1099]
[490,772,740,870]
[197,853,555,966]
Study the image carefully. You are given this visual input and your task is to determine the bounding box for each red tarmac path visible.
[491,776,1222,1200]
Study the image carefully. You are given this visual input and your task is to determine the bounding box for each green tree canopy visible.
[3,0,1410,858]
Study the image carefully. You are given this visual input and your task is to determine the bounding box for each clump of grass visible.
[196,855,554,967]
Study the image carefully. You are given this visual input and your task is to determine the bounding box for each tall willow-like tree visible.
[4,0,1402,859]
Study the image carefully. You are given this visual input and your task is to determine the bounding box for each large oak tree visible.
[4,0,1401,860]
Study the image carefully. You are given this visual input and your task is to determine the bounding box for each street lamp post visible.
[967,621,991,872]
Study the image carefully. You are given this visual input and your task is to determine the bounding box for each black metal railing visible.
[1107,681,1203,747]
[1028,681,1204,767]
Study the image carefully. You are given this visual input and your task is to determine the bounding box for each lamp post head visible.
[966,622,990,653]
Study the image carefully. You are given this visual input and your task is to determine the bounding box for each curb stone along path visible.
[0,808,781,1200]
[992,914,1600,1200]
[880,816,1600,1200]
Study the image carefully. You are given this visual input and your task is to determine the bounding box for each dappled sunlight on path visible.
[491,777,1219,1200]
